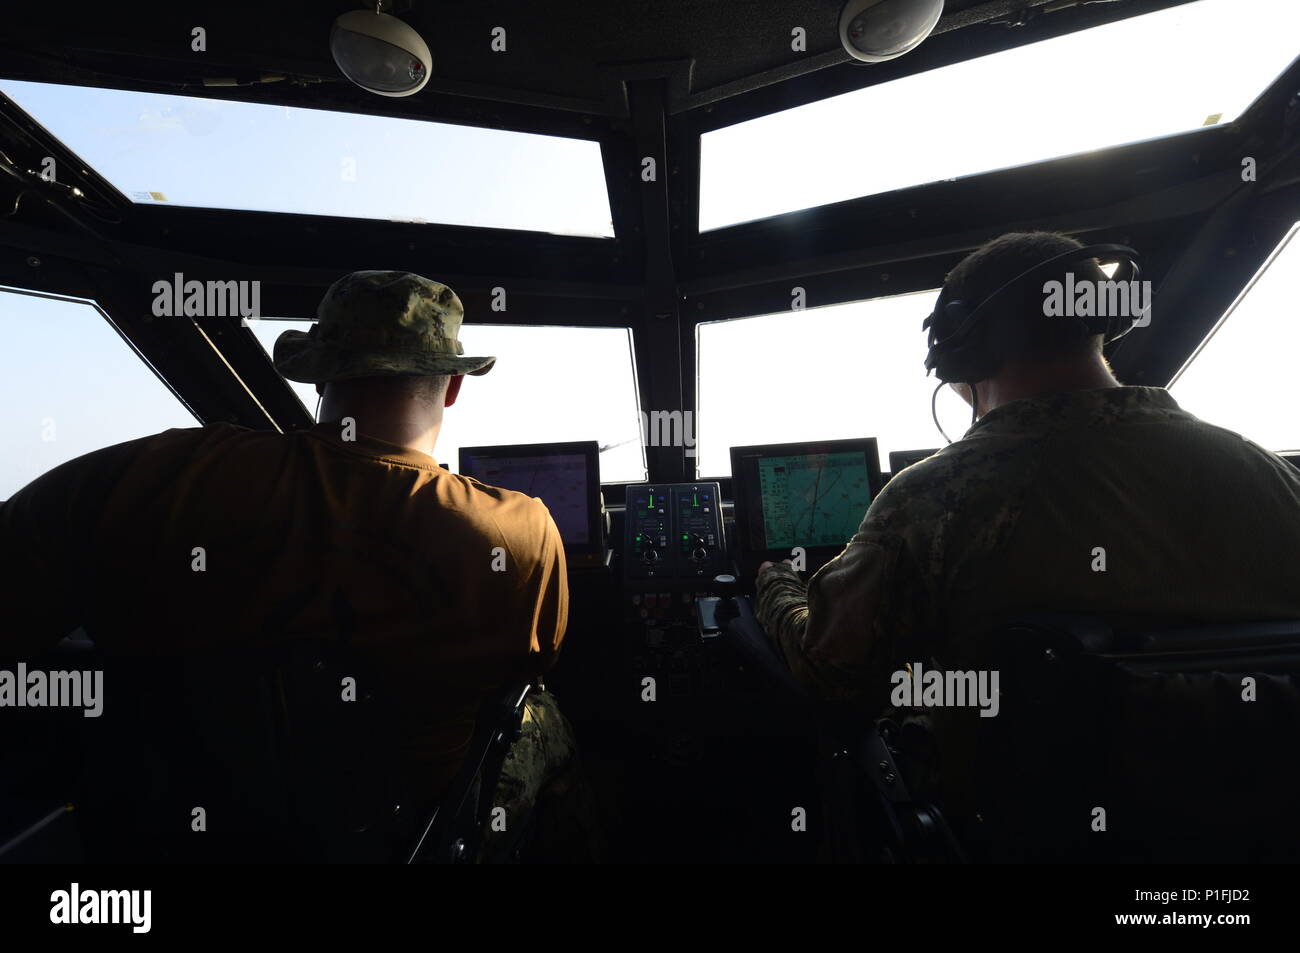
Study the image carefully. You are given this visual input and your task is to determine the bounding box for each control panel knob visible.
[712,573,740,625]
[641,547,660,564]
[688,534,709,562]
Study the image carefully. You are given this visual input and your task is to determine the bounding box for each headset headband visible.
[923,243,1144,380]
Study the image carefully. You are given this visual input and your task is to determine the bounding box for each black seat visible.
[408,681,532,864]
[721,598,963,863]
[723,604,1300,862]
[1,639,533,864]
[899,614,1300,863]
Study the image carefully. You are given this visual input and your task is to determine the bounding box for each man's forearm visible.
[754,537,907,702]
[755,564,809,669]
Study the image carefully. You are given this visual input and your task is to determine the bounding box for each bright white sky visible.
[698,289,961,475]
[246,320,647,481]
[0,290,200,498]
[1167,223,1300,452]
[0,81,613,237]
[1,0,1297,498]
[701,0,1300,229]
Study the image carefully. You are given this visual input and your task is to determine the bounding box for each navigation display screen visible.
[461,452,591,545]
[757,451,875,549]
[730,438,882,574]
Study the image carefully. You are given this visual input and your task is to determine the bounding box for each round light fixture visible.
[330,9,432,97]
[839,0,945,64]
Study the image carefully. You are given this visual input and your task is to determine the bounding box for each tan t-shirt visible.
[0,422,568,794]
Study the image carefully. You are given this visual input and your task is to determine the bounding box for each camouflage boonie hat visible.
[273,270,495,384]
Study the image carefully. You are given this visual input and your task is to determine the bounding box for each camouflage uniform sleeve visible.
[754,564,809,658]
[755,532,911,703]
[753,458,954,704]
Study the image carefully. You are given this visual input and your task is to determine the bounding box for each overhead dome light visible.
[839,0,945,64]
[330,9,432,97]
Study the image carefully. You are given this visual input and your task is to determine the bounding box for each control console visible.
[624,482,726,584]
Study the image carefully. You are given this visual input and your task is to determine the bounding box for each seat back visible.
[61,642,410,862]
[950,614,1300,862]
[5,640,532,863]
[407,681,532,864]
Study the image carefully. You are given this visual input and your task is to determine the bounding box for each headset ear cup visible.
[927,300,987,383]
[926,242,1142,379]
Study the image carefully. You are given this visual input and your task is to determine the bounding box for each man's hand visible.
[756,558,794,579]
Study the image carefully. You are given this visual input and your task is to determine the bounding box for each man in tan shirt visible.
[1,270,573,858]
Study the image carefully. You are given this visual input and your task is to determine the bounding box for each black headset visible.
[922,243,1145,385]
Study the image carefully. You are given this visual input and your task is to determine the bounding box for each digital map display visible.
[758,451,874,549]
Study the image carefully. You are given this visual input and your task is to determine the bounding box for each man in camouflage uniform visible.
[2,270,587,860]
[756,231,1300,741]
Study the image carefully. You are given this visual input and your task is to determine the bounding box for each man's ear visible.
[444,375,464,408]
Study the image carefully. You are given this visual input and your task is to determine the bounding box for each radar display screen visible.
[464,453,590,544]
[757,451,875,549]
[730,438,882,576]
[459,441,602,555]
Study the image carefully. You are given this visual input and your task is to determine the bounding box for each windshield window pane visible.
[0,80,615,238]
[0,288,198,499]
[250,321,646,482]
[696,290,969,477]
[700,0,1300,230]
[1168,222,1300,452]
[246,320,320,416]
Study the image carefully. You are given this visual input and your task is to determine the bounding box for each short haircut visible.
[943,231,1108,363]
[320,374,450,406]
